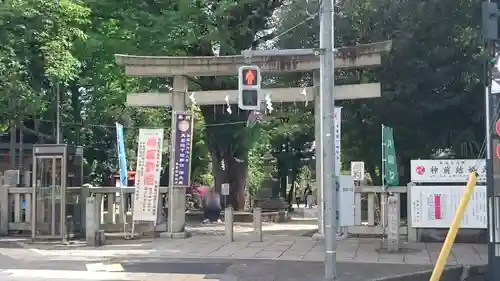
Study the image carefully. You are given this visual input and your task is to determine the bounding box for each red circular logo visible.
[496,120,500,136]
[415,165,425,175]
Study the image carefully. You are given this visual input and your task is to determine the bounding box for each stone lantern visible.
[262,152,275,179]
[256,152,288,221]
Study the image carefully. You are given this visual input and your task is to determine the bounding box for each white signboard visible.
[221,183,230,196]
[410,185,487,229]
[132,129,164,222]
[350,161,365,181]
[410,159,486,183]
[339,175,355,226]
[334,107,342,177]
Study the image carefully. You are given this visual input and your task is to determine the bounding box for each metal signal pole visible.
[482,1,500,280]
[319,0,338,280]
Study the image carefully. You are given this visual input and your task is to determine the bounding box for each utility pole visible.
[56,83,61,144]
[482,1,500,280]
[319,0,337,280]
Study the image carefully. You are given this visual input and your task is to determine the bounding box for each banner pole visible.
[381,125,387,241]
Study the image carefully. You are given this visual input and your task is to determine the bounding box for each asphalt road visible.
[119,257,434,281]
[0,253,434,281]
[0,240,435,281]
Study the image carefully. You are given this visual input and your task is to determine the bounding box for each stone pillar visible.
[85,197,97,245]
[313,70,324,235]
[387,194,400,252]
[79,185,90,233]
[0,185,9,235]
[407,182,418,242]
[167,75,189,238]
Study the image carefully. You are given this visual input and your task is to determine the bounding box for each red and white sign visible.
[410,185,486,228]
[496,119,500,136]
[410,159,486,183]
[132,129,164,222]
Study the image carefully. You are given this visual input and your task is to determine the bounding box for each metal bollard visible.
[387,194,400,252]
[253,207,263,242]
[225,206,234,242]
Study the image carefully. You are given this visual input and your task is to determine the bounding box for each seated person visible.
[202,188,222,223]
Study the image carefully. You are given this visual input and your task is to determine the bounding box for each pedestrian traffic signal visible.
[482,1,499,40]
[241,69,258,86]
[496,119,500,159]
[238,66,261,110]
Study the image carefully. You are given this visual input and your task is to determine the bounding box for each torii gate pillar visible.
[164,75,189,237]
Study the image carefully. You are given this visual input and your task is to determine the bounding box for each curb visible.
[371,265,487,281]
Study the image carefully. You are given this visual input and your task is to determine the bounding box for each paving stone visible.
[303,251,323,261]
[272,240,295,246]
[452,244,484,265]
[404,252,432,265]
[278,254,304,260]
[377,253,405,263]
[231,248,264,258]
[255,250,283,259]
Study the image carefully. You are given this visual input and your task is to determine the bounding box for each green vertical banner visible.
[381,125,399,187]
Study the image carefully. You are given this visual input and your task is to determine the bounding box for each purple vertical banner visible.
[173,111,194,187]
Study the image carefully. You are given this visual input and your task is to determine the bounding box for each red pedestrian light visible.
[242,69,258,86]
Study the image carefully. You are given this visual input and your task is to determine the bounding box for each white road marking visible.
[85,263,124,272]
[32,249,155,257]
[3,269,218,281]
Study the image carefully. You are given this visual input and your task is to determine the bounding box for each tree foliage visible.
[275,0,485,184]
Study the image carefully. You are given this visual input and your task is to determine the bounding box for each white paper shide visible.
[133,129,164,222]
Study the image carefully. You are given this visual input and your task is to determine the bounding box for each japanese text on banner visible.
[132,129,163,222]
[173,112,194,187]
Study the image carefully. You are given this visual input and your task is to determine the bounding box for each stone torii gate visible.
[115,40,392,238]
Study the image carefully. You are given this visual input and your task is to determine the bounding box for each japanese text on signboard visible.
[173,112,194,187]
[410,159,486,183]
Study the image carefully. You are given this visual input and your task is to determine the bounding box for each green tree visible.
[0,0,90,168]
[61,0,204,184]
[275,0,485,185]
[176,0,286,209]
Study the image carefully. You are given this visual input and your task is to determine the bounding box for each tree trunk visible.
[70,84,81,145]
[9,96,16,169]
[211,151,248,210]
[367,163,379,186]
[286,172,298,209]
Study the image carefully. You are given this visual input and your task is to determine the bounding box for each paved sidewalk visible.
[20,235,487,266]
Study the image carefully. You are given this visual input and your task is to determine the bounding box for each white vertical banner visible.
[132,129,164,222]
[334,107,342,176]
